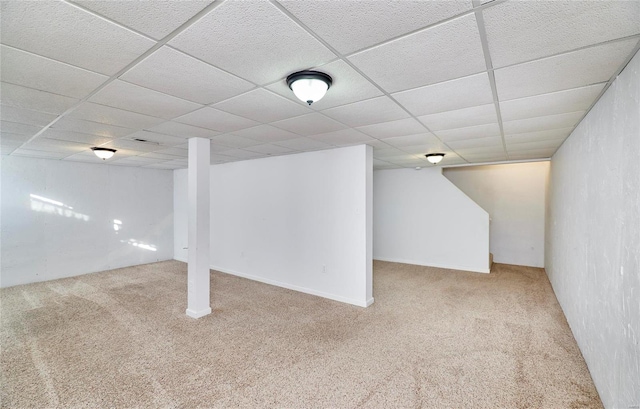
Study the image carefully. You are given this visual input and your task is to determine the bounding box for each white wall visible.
[373,167,490,273]
[444,162,549,268]
[175,145,373,307]
[1,156,174,287]
[546,51,640,409]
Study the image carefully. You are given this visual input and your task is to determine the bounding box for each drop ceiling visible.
[1,0,639,170]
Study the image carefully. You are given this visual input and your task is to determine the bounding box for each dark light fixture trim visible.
[286,70,333,105]
[425,153,445,164]
[91,147,117,160]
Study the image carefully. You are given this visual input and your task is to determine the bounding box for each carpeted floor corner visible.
[0,260,602,408]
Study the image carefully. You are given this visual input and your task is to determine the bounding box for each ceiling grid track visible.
[15,0,227,151]
[473,0,509,161]
[269,0,510,165]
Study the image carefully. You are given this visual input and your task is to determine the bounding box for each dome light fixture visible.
[91,147,117,160]
[286,70,332,105]
[425,153,445,164]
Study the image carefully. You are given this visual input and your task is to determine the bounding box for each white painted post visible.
[186,137,211,318]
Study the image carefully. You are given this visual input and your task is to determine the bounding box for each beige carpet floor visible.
[1,261,601,408]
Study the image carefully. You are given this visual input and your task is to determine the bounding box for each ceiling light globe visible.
[91,147,117,160]
[425,153,445,164]
[286,71,332,105]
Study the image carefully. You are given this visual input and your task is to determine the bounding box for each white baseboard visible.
[211,265,371,308]
[174,256,187,263]
[373,257,490,274]
[186,307,212,319]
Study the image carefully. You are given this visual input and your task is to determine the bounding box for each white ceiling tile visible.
[434,123,501,142]
[173,107,259,132]
[153,147,188,158]
[0,105,57,127]
[109,156,164,165]
[503,111,584,135]
[271,113,346,136]
[461,152,508,163]
[69,102,165,129]
[102,139,162,153]
[0,121,42,136]
[399,144,448,155]
[40,128,112,146]
[508,149,556,160]
[273,137,333,151]
[217,149,266,160]
[349,14,486,93]
[500,84,606,122]
[143,162,183,170]
[209,153,236,163]
[61,153,103,163]
[454,145,506,158]
[139,152,183,160]
[169,1,336,85]
[266,60,384,110]
[484,1,640,68]
[495,39,638,101]
[0,46,108,99]
[1,143,20,156]
[385,154,426,165]
[417,104,498,131]
[51,117,136,138]
[381,133,441,148]
[230,125,299,143]
[213,88,311,123]
[438,154,467,166]
[321,96,409,127]
[74,1,214,40]
[0,82,79,115]
[209,134,263,149]
[125,130,185,146]
[121,47,254,104]
[505,128,574,144]
[147,121,220,139]
[23,137,90,154]
[210,143,235,154]
[506,139,564,152]
[447,136,503,150]
[363,139,394,150]
[88,80,202,119]
[307,129,374,146]
[244,144,296,155]
[12,149,68,159]
[1,132,31,144]
[371,147,410,158]
[281,1,471,54]
[356,118,427,139]
[1,1,155,75]
[393,73,494,117]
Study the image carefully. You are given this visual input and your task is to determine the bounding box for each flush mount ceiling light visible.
[91,147,116,160]
[286,70,332,105]
[425,153,445,164]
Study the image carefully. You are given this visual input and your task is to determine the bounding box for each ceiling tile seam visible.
[111,78,210,107]
[473,2,508,160]
[551,39,640,157]
[337,0,508,59]
[0,44,110,78]
[63,0,160,42]
[0,80,86,106]
[499,82,608,103]
[162,45,265,90]
[442,157,550,169]
[492,33,640,72]
[11,0,227,154]
[269,0,469,163]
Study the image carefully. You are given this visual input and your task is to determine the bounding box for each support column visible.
[186,137,211,318]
